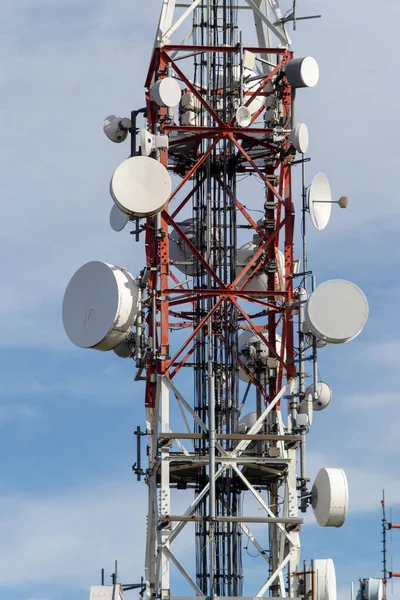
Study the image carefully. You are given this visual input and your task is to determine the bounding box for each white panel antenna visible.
[299,394,313,426]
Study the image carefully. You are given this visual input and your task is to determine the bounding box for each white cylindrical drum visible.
[290,123,309,154]
[365,578,383,600]
[285,57,319,88]
[305,381,332,411]
[311,559,337,600]
[110,156,171,218]
[304,279,368,344]
[312,468,348,527]
[150,77,181,107]
[63,261,138,351]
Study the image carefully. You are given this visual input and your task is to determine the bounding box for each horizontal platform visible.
[159,515,303,524]
[159,432,303,442]
[170,597,302,600]
[154,455,290,486]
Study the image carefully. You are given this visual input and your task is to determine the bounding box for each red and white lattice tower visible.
[63,2,369,600]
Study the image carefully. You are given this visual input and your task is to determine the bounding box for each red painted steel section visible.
[143,43,296,409]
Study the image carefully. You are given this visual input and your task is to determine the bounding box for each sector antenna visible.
[62,2,369,599]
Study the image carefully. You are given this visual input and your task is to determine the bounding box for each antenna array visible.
[62,2,369,599]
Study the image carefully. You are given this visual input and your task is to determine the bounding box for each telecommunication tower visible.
[62,2,369,599]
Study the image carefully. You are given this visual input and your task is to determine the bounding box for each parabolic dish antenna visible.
[150,77,181,108]
[309,173,332,231]
[110,204,130,232]
[305,381,332,411]
[113,337,135,359]
[311,559,337,600]
[236,106,252,127]
[290,123,309,154]
[103,115,130,143]
[110,156,171,218]
[312,468,348,527]
[305,279,369,344]
[286,56,319,88]
[365,578,384,600]
[62,261,138,351]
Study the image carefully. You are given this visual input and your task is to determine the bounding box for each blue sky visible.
[1,1,400,599]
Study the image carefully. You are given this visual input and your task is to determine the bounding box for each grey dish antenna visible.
[309,173,332,230]
[62,261,138,351]
[103,115,131,143]
[110,204,130,232]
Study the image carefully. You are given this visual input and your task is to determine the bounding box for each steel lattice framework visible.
[139,2,304,599]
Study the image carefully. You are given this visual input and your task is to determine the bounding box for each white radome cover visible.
[312,468,348,527]
[286,56,319,88]
[62,261,138,351]
[290,123,309,154]
[110,156,171,218]
[365,578,384,600]
[309,172,332,231]
[150,77,181,107]
[305,381,332,411]
[305,279,369,344]
[311,559,337,600]
[110,203,129,232]
[103,115,128,143]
